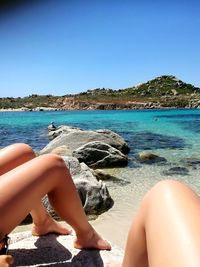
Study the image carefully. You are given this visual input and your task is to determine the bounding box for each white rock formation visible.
[9,231,123,267]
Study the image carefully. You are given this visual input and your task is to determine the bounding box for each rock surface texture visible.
[41,127,129,155]
[72,141,128,168]
[9,231,123,267]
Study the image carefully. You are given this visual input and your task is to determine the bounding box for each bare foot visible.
[74,226,111,250]
[0,255,14,267]
[32,215,72,236]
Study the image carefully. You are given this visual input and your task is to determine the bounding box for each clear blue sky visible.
[0,0,200,97]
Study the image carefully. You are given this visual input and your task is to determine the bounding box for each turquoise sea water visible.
[1,109,200,160]
[1,109,200,247]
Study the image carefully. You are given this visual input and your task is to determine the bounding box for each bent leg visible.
[0,143,35,175]
[0,154,110,250]
[109,180,200,267]
[0,143,68,236]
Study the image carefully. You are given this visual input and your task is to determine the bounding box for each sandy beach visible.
[12,163,200,249]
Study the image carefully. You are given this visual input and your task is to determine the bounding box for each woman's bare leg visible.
[108,180,200,267]
[30,200,71,236]
[0,153,111,250]
[0,143,70,236]
[0,143,35,176]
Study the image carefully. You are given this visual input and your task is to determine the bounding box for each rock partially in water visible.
[95,129,130,154]
[9,231,124,267]
[162,166,189,176]
[73,141,128,168]
[48,125,82,140]
[41,127,129,155]
[137,151,167,164]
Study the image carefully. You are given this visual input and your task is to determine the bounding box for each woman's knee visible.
[152,180,185,193]
[143,180,189,207]
[152,180,192,196]
[5,143,35,158]
[38,153,70,176]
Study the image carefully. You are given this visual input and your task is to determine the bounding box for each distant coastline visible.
[1,75,200,111]
[0,107,59,112]
[0,105,187,112]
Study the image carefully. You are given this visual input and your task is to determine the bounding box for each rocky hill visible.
[1,75,200,110]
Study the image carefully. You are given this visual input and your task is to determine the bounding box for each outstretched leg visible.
[0,153,111,250]
[108,180,200,267]
[0,143,69,236]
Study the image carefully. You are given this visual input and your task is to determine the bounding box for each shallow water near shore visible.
[1,109,200,248]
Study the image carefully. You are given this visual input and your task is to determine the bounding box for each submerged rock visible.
[137,151,167,164]
[131,131,187,150]
[180,157,200,168]
[175,120,200,134]
[162,166,189,176]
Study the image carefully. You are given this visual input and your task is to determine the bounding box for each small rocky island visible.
[1,75,200,110]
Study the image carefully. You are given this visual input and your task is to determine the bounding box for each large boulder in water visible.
[72,141,128,168]
[48,125,82,140]
[41,127,129,155]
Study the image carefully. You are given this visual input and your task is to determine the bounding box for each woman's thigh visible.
[144,180,200,267]
[0,154,63,237]
[0,143,35,175]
